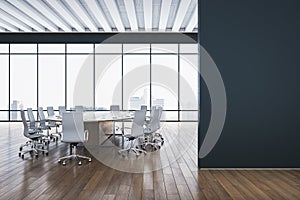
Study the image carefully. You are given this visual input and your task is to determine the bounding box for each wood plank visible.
[0,123,300,200]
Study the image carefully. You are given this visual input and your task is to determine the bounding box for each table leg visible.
[84,121,100,146]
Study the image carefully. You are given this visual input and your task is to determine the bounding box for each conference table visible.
[47,111,134,146]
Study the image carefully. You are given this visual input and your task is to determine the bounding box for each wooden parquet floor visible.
[0,122,300,200]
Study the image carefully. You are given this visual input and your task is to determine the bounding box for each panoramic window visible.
[0,43,198,121]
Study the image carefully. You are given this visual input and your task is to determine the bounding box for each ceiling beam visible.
[29,0,72,32]
[166,0,181,30]
[0,18,20,31]
[0,0,45,31]
[85,0,111,32]
[67,0,98,31]
[8,0,58,32]
[95,0,117,30]
[104,0,125,31]
[180,0,197,31]
[46,0,84,31]
[185,5,197,32]
[115,0,131,30]
[144,0,152,31]
[134,0,145,30]
[158,0,171,31]
[172,0,191,31]
[124,0,138,31]
[152,0,162,31]
[59,0,89,31]
[0,8,33,31]
[78,0,104,31]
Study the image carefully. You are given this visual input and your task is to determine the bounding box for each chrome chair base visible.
[58,145,91,165]
[119,146,147,156]
[19,140,49,159]
[142,132,164,151]
[118,140,147,156]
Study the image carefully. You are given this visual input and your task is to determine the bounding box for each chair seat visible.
[124,134,136,140]
[48,124,59,128]
[28,133,44,139]
[28,129,43,134]
[61,138,83,143]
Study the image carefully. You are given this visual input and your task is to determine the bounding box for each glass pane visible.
[160,111,178,121]
[67,44,93,53]
[0,55,8,109]
[95,55,122,110]
[0,111,8,120]
[10,44,37,53]
[0,44,9,53]
[152,55,178,110]
[180,111,198,121]
[180,44,198,53]
[39,55,65,108]
[67,54,93,110]
[95,44,122,53]
[10,55,37,120]
[180,55,198,110]
[123,44,150,53]
[152,44,178,53]
[123,55,150,110]
[39,44,65,53]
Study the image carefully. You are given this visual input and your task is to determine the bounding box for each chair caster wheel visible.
[19,147,22,151]
[62,162,66,166]
[88,159,92,162]
[19,152,21,157]
[21,155,24,159]
[78,161,82,165]
[46,152,48,156]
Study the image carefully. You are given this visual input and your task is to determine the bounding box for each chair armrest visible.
[84,130,89,141]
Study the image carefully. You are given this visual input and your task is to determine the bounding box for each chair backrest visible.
[140,105,147,111]
[58,106,66,115]
[38,107,47,128]
[62,112,85,143]
[110,105,120,111]
[27,108,36,129]
[131,110,146,137]
[75,105,84,113]
[157,106,163,129]
[148,108,160,132]
[20,110,30,138]
[47,106,55,116]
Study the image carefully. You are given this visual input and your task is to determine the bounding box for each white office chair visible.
[47,106,62,129]
[119,110,147,156]
[27,108,40,130]
[141,105,147,111]
[75,105,84,113]
[143,108,161,150]
[153,107,164,145]
[110,104,121,133]
[110,105,120,111]
[38,107,60,142]
[27,107,50,144]
[58,106,66,115]
[58,112,92,165]
[47,106,55,116]
[19,110,48,159]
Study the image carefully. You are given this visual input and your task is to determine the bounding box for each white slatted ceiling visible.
[0,0,197,32]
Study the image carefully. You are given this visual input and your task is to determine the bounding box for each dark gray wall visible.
[199,0,300,167]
